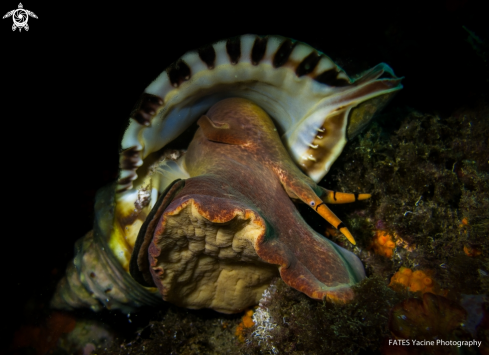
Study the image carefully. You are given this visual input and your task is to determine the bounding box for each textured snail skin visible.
[51,35,402,313]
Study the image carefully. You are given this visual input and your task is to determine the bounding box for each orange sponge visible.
[235,309,255,342]
[389,267,447,296]
[371,230,396,258]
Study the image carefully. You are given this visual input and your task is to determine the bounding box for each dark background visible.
[2,0,488,348]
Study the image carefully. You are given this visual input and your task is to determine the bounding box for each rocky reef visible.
[329,102,489,296]
[59,101,487,355]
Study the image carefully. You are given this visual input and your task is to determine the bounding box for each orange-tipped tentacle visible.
[319,187,371,204]
[278,176,357,245]
[315,203,356,245]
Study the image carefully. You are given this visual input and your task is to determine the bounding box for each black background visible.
[1,0,487,348]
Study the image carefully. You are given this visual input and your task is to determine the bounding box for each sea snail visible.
[51,34,402,314]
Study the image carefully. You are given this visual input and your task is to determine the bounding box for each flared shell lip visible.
[116,34,403,197]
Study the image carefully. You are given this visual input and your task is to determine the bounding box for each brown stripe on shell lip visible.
[296,52,322,77]
[315,69,349,87]
[251,36,268,65]
[166,59,191,88]
[198,44,216,69]
[116,186,132,194]
[226,37,241,64]
[120,146,141,170]
[273,39,296,68]
[130,93,164,126]
[117,174,136,187]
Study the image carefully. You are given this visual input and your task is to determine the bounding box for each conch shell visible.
[51,34,402,314]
